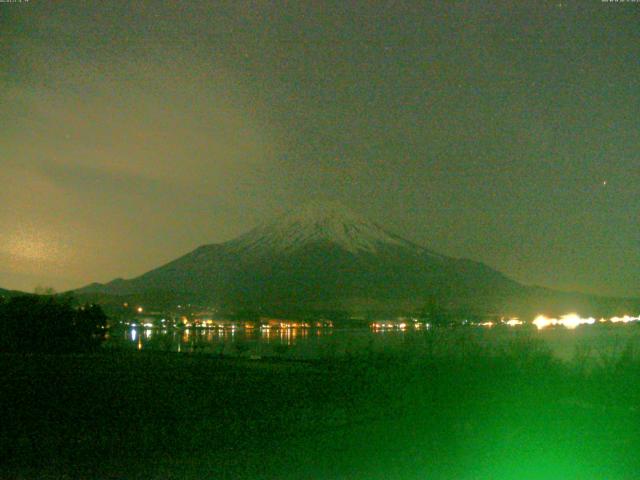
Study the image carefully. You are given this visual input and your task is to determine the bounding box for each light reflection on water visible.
[107,322,640,361]
[116,325,341,357]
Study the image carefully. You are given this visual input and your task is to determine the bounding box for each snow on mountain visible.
[73,201,640,318]
[74,201,527,313]
[226,200,430,255]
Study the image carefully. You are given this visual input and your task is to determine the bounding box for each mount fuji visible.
[77,201,529,315]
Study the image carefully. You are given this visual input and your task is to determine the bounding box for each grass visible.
[1,334,640,479]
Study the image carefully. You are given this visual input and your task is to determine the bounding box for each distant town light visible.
[137,306,143,313]
[533,315,555,330]
[610,315,640,324]
[533,313,596,330]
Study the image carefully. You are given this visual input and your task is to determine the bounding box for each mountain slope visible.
[77,201,526,314]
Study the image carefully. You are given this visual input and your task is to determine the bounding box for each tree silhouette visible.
[0,295,107,353]
[34,286,57,296]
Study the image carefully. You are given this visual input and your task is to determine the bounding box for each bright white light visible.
[533,313,597,330]
[560,314,579,330]
[533,315,556,330]
[505,318,523,327]
[610,315,640,324]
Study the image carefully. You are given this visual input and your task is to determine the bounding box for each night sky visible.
[1,1,638,296]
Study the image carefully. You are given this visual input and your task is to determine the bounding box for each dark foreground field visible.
[2,337,640,479]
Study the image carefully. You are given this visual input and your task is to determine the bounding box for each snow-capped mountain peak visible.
[227,200,423,255]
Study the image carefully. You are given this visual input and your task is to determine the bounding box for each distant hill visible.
[0,287,27,299]
[76,201,639,318]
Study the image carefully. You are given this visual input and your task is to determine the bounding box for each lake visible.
[106,322,640,362]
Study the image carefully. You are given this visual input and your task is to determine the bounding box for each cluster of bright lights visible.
[610,315,640,324]
[370,321,428,331]
[476,318,521,328]
[261,322,316,330]
[531,313,640,330]
[533,313,595,330]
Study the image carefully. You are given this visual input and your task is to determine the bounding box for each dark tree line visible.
[0,295,108,353]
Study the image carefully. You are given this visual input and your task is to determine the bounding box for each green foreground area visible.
[2,339,640,479]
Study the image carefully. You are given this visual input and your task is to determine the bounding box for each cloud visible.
[0,37,283,290]
[4,64,274,182]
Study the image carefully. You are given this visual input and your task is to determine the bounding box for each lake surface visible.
[106,322,640,362]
